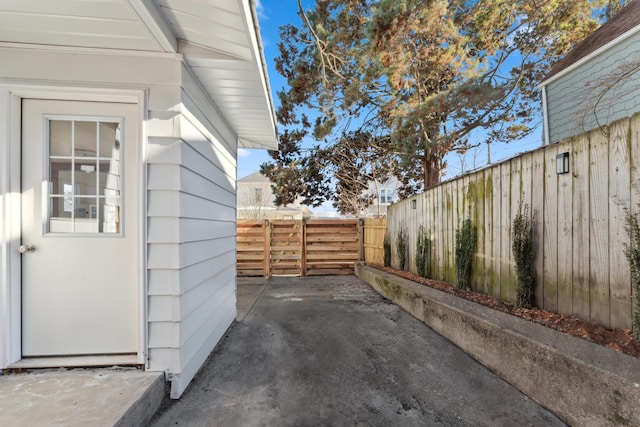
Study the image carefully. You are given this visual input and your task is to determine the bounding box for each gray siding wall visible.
[546,30,640,143]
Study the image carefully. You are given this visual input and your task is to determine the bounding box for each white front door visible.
[21,99,138,357]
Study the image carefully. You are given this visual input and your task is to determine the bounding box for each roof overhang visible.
[539,0,640,89]
[0,0,278,150]
[160,0,278,149]
[537,23,640,89]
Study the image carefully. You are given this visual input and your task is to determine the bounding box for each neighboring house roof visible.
[238,171,314,217]
[239,171,271,183]
[0,0,277,150]
[540,0,640,86]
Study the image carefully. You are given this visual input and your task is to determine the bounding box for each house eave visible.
[175,0,277,150]
[0,0,278,150]
[247,0,278,149]
[128,0,178,53]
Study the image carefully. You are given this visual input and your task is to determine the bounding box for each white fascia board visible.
[238,137,277,150]
[129,0,178,53]
[242,0,278,141]
[538,23,640,89]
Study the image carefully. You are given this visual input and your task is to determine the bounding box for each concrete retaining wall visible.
[355,263,640,426]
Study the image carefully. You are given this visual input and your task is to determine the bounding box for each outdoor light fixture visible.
[556,152,570,174]
[412,199,417,209]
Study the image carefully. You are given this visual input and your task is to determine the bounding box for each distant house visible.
[0,0,276,399]
[237,172,313,220]
[363,177,401,217]
[539,0,640,144]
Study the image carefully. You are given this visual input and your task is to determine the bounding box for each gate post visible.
[263,219,271,277]
[358,218,364,262]
[301,219,307,277]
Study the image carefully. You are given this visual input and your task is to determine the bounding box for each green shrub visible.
[455,219,476,290]
[623,207,640,341]
[416,225,432,278]
[396,228,408,270]
[383,232,392,267]
[512,201,536,308]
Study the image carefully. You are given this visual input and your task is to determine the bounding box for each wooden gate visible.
[237,219,363,277]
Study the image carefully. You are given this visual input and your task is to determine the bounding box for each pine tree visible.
[265,0,609,208]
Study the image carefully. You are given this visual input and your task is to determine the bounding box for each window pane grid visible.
[47,119,121,234]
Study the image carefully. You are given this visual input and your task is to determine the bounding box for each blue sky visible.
[239,0,544,182]
[236,0,302,179]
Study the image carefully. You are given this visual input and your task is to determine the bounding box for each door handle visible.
[19,244,36,254]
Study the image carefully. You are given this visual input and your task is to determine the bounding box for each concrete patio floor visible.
[150,275,564,426]
[0,275,568,426]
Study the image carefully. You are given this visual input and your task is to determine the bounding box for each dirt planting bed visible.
[373,264,640,357]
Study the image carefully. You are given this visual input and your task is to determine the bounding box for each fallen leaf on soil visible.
[371,264,640,358]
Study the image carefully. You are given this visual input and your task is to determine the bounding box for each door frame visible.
[0,84,148,368]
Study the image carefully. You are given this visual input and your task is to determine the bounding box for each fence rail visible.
[237,219,363,277]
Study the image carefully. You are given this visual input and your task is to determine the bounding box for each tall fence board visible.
[384,114,640,330]
[572,136,590,320]
[237,219,363,277]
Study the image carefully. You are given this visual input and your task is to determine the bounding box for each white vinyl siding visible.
[0,44,241,399]
[545,30,640,143]
[146,70,238,398]
[0,1,276,402]
[0,2,159,51]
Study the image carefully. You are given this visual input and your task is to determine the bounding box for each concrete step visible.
[0,368,165,427]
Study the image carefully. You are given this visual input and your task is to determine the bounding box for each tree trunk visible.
[423,152,441,189]
[421,121,442,189]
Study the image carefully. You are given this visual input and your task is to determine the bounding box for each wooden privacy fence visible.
[237,219,363,277]
[386,114,640,331]
[363,218,387,265]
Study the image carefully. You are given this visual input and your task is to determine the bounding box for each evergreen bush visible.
[623,207,640,341]
[383,231,392,267]
[455,219,476,290]
[512,201,536,308]
[396,228,408,270]
[416,225,432,278]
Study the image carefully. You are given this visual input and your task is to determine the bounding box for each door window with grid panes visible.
[47,119,123,234]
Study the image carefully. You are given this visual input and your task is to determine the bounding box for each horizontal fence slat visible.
[306,236,358,243]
